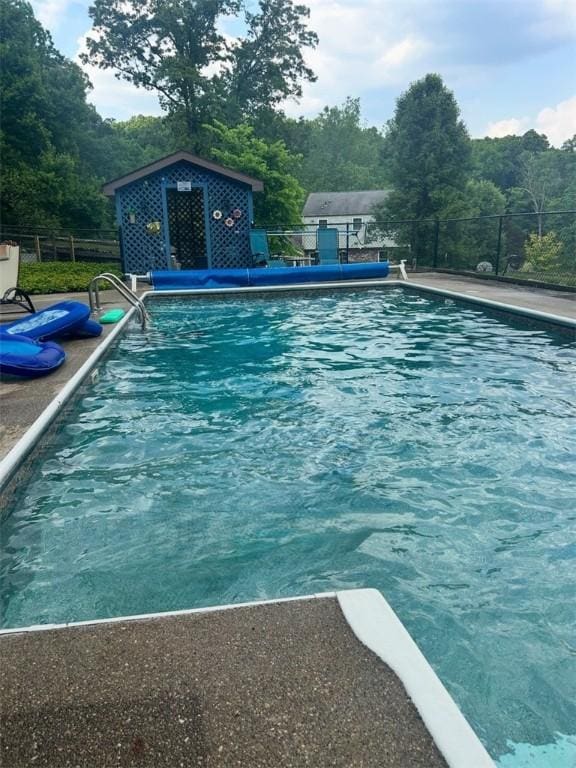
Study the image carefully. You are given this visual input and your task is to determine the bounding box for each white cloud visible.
[486,117,531,139]
[83,66,163,120]
[536,95,576,145]
[31,0,77,29]
[485,95,576,146]
[543,0,576,17]
[375,36,427,70]
[283,0,430,118]
[30,3,161,119]
[540,0,576,33]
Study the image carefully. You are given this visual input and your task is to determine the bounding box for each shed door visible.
[166,187,208,269]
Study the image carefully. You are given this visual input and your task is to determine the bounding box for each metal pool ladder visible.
[88,273,150,329]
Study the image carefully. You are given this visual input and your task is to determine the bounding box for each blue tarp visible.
[151,262,390,291]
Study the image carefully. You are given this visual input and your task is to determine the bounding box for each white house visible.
[301,190,397,260]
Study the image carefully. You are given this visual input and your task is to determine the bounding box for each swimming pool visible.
[1,287,575,766]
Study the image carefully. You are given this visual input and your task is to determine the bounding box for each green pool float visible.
[99,308,126,324]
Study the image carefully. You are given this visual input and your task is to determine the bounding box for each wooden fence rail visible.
[0,231,121,264]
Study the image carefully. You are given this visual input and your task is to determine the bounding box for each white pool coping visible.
[141,277,403,297]
[140,279,576,329]
[339,589,495,768]
[409,282,576,329]
[0,588,495,767]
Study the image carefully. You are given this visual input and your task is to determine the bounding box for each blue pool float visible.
[0,332,66,378]
[2,300,102,341]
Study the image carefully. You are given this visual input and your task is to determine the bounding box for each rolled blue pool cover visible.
[151,261,390,291]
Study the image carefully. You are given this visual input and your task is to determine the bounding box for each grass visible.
[19,262,122,294]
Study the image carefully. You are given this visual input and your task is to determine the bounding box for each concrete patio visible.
[1,595,456,768]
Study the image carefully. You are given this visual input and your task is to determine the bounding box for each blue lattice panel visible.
[117,161,254,273]
[206,177,252,269]
[118,180,166,274]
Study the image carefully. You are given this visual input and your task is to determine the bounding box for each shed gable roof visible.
[303,190,389,217]
[102,151,264,196]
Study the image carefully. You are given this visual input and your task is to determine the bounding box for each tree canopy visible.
[82,0,317,150]
[222,0,317,124]
[206,121,305,226]
[0,0,112,227]
[298,98,388,192]
[374,74,471,225]
[1,0,574,252]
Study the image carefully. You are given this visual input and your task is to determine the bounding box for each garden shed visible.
[103,151,263,274]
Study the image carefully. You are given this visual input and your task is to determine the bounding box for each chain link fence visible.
[3,211,575,289]
[366,210,576,288]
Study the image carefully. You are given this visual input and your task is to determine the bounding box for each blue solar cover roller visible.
[0,332,66,378]
[151,261,390,290]
[2,301,101,341]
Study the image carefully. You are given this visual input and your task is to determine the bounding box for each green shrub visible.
[19,262,122,294]
[523,232,564,271]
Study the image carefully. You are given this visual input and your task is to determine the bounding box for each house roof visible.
[102,151,264,196]
[302,190,389,217]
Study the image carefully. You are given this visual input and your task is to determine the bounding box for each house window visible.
[318,219,328,228]
[353,217,363,231]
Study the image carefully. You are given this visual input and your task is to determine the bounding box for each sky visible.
[30,0,576,146]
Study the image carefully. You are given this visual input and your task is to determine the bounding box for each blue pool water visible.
[1,288,575,765]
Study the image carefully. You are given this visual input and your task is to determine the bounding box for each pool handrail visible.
[88,273,150,329]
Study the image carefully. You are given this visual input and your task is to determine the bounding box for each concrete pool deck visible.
[0,591,494,767]
[409,271,576,320]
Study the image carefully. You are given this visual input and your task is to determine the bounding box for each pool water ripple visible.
[1,288,575,766]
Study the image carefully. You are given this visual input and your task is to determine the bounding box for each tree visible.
[472,136,525,192]
[205,121,305,226]
[250,109,313,160]
[298,98,388,192]
[82,0,239,145]
[108,115,178,174]
[505,149,576,262]
[371,74,472,261]
[373,74,471,223]
[222,0,317,123]
[520,129,549,154]
[82,0,317,148]
[524,232,563,270]
[509,149,576,236]
[0,0,112,228]
[437,179,506,269]
[513,154,549,237]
